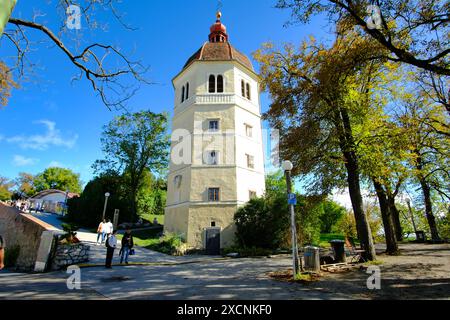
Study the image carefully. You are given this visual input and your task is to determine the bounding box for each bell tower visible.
[164,12,266,250]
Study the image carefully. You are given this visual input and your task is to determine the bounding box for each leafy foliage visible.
[0,62,18,107]
[67,172,129,227]
[93,111,169,221]
[34,167,82,194]
[0,176,13,201]
[277,0,450,75]
[318,200,346,233]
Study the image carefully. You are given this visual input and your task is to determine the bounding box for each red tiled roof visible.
[183,42,254,72]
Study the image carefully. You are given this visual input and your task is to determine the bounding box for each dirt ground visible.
[297,242,450,300]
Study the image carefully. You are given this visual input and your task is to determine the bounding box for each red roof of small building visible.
[31,189,79,200]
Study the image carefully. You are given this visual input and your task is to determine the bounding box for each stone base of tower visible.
[164,204,238,250]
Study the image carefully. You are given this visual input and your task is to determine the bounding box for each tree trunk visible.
[419,178,440,241]
[416,154,441,241]
[336,107,377,261]
[373,179,399,254]
[387,195,403,241]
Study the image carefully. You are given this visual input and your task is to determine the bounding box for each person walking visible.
[96,219,106,245]
[120,229,134,265]
[105,230,118,269]
[104,219,113,238]
[0,235,5,270]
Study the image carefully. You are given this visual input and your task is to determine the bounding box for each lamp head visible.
[105,192,111,197]
[282,160,294,171]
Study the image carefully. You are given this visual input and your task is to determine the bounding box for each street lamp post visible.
[102,192,110,220]
[282,160,301,277]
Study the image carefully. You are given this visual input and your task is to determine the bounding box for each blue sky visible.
[0,0,332,187]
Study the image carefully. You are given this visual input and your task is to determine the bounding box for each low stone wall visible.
[51,243,90,270]
[0,203,58,271]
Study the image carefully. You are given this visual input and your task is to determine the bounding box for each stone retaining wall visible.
[0,203,58,271]
[51,243,90,270]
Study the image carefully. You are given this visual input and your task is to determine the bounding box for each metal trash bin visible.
[330,240,346,263]
[303,246,320,272]
[415,231,426,243]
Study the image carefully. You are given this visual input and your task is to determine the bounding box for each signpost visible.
[282,160,301,277]
[288,193,297,205]
[113,209,120,231]
[0,0,17,35]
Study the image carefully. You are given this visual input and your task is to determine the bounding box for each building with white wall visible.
[164,12,266,250]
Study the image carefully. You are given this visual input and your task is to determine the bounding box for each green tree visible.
[93,111,169,221]
[67,172,129,227]
[318,200,346,233]
[265,170,287,199]
[277,0,450,75]
[395,93,449,241]
[0,176,13,201]
[14,172,37,198]
[33,167,82,194]
[254,32,383,260]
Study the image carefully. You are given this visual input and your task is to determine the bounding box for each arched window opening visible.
[241,80,245,97]
[181,86,185,103]
[209,75,216,93]
[217,75,224,93]
[246,83,251,100]
[185,82,189,100]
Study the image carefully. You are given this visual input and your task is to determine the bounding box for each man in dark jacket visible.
[105,230,118,269]
[120,229,134,264]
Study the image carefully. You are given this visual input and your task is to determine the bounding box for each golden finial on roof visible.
[216,11,222,21]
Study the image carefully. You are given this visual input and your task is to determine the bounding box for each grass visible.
[318,233,346,248]
[140,213,164,225]
[364,260,384,266]
[117,227,162,247]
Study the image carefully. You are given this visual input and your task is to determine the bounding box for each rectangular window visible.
[245,124,253,138]
[209,120,219,132]
[208,188,220,202]
[246,154,255,169]
[249,191,257,200]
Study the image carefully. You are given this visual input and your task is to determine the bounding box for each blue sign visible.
[288,193,297,205]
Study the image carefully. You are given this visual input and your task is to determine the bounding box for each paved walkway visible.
[27,211,222,266]
[2,212,449,300]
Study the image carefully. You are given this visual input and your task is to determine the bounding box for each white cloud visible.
[6,120,78,151]
[48,161,65,168]
[12,155,39,167]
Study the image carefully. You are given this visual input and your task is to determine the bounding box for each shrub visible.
[235,196,290,249]
[234,193,323,250]
[147,233,185,256]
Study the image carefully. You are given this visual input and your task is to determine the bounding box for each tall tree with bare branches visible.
[2,0,148,110]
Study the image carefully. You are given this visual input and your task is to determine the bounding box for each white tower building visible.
[164,12,266,251]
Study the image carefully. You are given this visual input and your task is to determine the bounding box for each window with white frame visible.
[208,188,220,202]
[241,79,251,101]
[208,119,220,132]
[204,150,219,165]
[245,124,253,138]
[208,74,224,93]
[246,154,255,169]
[209,75,216,93]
